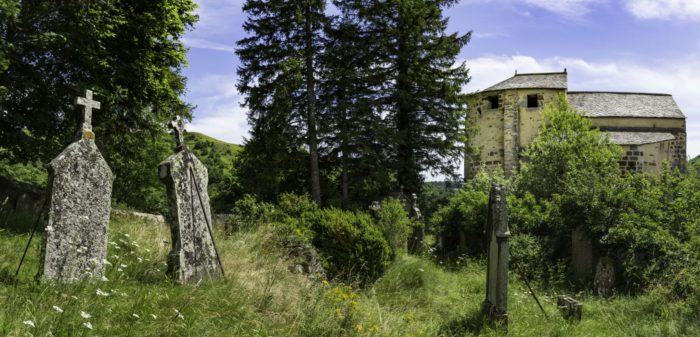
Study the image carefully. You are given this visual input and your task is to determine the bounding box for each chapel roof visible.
[482,71,568,92]
[604,131,676,145]
[567,92,685,119]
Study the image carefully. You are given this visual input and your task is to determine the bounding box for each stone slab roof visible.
[483,72,568,92]
[568,92,684,119]
[604,131,676,145]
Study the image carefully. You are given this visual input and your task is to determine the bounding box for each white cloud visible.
[521,0,604,17]
[187,74,249,144]
[626,0,700,21]
[466,54,700,158]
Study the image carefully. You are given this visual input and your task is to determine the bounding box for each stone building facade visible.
[465,70,687,177]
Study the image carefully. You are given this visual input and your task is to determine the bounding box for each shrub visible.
[431,169,496,260]
[308,208,392,283]
[375,198,412,255]
[227,194,278,232]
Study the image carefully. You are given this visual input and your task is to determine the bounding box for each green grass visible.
[1,213,698,336]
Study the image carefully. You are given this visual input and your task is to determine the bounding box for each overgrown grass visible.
[0,213,698,336]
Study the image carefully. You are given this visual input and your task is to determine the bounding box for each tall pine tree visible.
[237,0,326,205]
[339,0,470,196]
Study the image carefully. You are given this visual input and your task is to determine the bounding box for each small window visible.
[527,94,539,108]
[487,96,500,109]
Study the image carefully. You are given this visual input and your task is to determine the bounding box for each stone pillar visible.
[159,117,223,283]
[481,183,510,330]
[39,90,113,283]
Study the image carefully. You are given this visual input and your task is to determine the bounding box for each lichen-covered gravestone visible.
[481,183,510,330]
[39,90,113,283]
[159,117,223,283]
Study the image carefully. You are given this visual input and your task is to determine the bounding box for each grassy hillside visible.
[185,132,242,177]
[1,213,697,336]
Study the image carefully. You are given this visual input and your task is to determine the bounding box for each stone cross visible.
[76,90,101,138]
[39,90,113,283]
[169,116,186,151]
[481,183,510,330]
[159,119,223,283]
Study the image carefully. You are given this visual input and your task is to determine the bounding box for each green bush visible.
[431,169,495,260]
[308,208,392,283]
[375,198,412,255]
[227,194,278,232]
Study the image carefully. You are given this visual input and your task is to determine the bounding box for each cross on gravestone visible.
[39,89,113,284]
[76,90,101,138]
[481,183,510,331]
[159,117,224,283]
[169,116,186,151]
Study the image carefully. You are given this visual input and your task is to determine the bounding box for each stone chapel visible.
[465,70,687,177]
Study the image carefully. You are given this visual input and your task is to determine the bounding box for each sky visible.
[182,0,700,168]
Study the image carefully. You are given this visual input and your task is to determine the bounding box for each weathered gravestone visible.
[481,183,510,329]
[39,90,113,283]
[407,193,425,254]
[159,117,224,283]
[557,295,583,321]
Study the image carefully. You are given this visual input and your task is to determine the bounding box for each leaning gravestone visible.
[481,183,510,330]
[407,193,425,254]
[159,117,224,283]
[39,90,113,283]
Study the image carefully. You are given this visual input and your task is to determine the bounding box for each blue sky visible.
[182,0,700,164]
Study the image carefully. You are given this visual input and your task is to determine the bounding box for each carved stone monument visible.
[39,90,113,283]
[159,117,224,283]
[407,193,424,254]
[481,183,510,329]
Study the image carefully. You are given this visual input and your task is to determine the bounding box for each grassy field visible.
[0,213,697,337]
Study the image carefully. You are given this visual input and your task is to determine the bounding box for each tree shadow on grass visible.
[439,308,489,336]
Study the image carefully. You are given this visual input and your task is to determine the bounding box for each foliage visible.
[186,132,242,212]
[374,198,412,255]
[0,0,197,163]
[236,0,326,205]
[307,207,392,283]
[226,194,278,232]
[2,210,700,336]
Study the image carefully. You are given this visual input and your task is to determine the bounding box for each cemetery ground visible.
[1,212,698,336]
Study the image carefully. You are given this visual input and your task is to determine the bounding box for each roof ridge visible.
[514,71,567,77]
[568,91,672,96]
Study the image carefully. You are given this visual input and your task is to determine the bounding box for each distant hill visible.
[185,132,242,177]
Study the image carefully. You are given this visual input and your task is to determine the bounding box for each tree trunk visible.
[395,11,418,196]
[340,92,349,209]
[304,3,322,206]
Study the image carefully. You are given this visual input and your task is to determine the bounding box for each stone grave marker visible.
[39,90,113,283]
[481,183,510,329]
[159,117,224,283]
[557,295,583,321]
[407,193,424,254]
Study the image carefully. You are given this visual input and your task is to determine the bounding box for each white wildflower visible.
[120,264,127,268]
[145,248,151,253]
[96,288,110,296]
[83,322,93,330]
[120,292,128,297]
[70,296,78,300]
[137,257,143,263]
[117,268,123,272]
[109,241,117,246]
[124,234,130,238]
[80,311,92,319]
[418,268,425,272]
[103,259,112,266]
[23,320,35,327]
[173,309,184,320]
[100,275,109,282]
[132,313,140,319]
[52,305,63,313]
[150,314,157,319]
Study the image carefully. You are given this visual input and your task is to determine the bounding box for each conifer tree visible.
[318,14,393,207]
[338,0,471,196]
[237,0,326,205]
